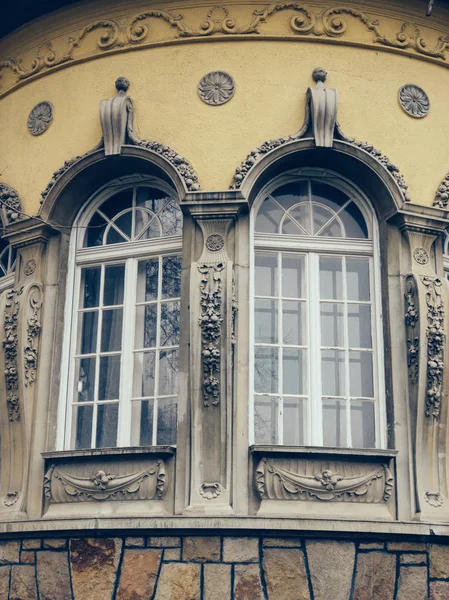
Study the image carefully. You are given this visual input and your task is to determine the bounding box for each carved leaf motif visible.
[3,288,23,421]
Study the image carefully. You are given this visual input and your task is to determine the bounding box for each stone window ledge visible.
[250,445,398,460]
[41,445,176,460]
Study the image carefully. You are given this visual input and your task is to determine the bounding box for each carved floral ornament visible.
[398,84,430,118]
[27,101,53,135]
[198,71,235,105]
[2,5,449,97]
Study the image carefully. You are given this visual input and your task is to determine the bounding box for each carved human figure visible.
[296,67,340,148]
[99,76,141,155]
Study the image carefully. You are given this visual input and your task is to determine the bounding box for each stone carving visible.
[99,77,140,155]
[425,491,444,507]
[399,84,430,118]
[256,458,394,503]
[413,247,429,265]
[295,67,342,147]
[40,155,86,205]
[3,491,18,506]
[23,259,36,277]
[205,234,225,252]
[421,276,444,418]
[433,173,449,208]
[135,140,200,191]
[3,288,23,421]
[3,5,449,98]
[199,263,224,407]
[0,182,23,224]
[44,460,166,502]
[27,101,53,135]
[199,482,222,500]
[198,71,235,105]
[24,287,42,387]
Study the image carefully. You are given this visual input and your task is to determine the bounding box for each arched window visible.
[61,177,183,450]
[0,234,16,292]
[251,170,385,449]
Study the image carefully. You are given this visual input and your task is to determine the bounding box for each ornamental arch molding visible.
[232,138,406,222]
[39,145,199,227]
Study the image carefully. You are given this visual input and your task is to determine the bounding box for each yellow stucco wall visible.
[1,0,449,213]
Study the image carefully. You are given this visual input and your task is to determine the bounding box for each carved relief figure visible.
[99,76,140,155]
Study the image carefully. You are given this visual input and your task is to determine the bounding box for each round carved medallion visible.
[198,72,235,106]
[27,101,53,135]
[205,234,225,252]
[398,84,430,118]
[24,259,36,276]
[413,247,429,265]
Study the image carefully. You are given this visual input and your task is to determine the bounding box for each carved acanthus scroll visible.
[421,276,444,418]
[405,275,419,384]
[24,286,42,387]
[256,458,393,503]
[3,288,23,421]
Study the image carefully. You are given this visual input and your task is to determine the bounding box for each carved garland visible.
[0,182,24,225]
[24,287,42,387]
[256,458,394,503]
[433,173,449,208]
[405,275,419,384]
[230,136,411,202]
[421,276,444,418]
[3,288,23,421]
[198,263,224,407]
[44,461,166,502]
[2,4,449,97]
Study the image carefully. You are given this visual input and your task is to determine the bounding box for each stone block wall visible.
[0,534,448,599]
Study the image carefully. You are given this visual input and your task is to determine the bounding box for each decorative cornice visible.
[2,4,449,97]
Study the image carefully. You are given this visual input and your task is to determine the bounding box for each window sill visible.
[250,445,397,462]
[42,446,176,460]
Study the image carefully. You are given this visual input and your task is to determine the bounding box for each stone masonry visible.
[0,534,448,599]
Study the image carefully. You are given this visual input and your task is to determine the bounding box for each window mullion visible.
[309,253,322,446]
[278,252,283,445]
[66,263,81,450]
[153,255,163,446]
[342,256,352,448]
[117,258,136,447]
[91,265,105,449]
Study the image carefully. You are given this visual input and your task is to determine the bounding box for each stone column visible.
[0,223,56,518]
[401,217,449,519]
[183,197,245,514]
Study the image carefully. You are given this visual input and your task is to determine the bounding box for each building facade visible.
[1,0,449,597]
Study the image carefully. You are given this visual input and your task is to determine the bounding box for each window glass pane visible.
[131,399,154,446]
[283,349,307,395]
[98,356,121,400]
[113,211,132,239]
[135,305,157,349]
[78,311,98,355]
[81,267,100,308]
[351,401,375,448]
[137,259,159,302]
[160,200,183,237]
[254,348,278,393]
[349,352,374,397]
[313,204,341,236]
[99,189,133,220]
[275,182,308,211]
[133,351,155,397]
[347,258,370,301]
[106,226,128,245]
[348,304,372,349]
[74,358,96,403]
[103,264,125,306]
[282,255,305,298]
[135,209,160,240]
[160,301,180,347]
[159,349,179,396]
[320,257,343,300]
[157,398,177,445]
[322,400,347,447]
[321,350,345,397]
[255,253,277,297]
[255,197,283,233]
[282,213,307,236]
[84,212,107,247]
[96,403,119,448]
[311,181,348,211]
[101,309,123,352]
[162,256,182,299]
[283,398,305,446]
[136,187,169,212]
[254,396,279,444]
[255,299,278,344]
[320,303,344,347]
[341,202,368,239]
[74,405,93,449]
[283,301,306,345]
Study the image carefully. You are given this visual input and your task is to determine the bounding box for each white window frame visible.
[57,175,182,450]
[249,168,387,449]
